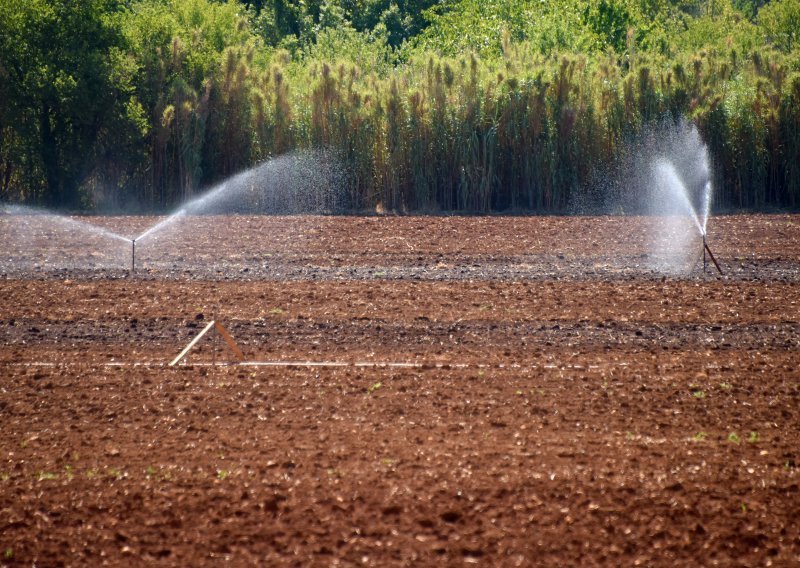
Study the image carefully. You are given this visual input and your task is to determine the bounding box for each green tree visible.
[759,0,800,52]
[343,0,439,47]
[0,0,135,207]
[123,0,259,205]
[251,0,309,47]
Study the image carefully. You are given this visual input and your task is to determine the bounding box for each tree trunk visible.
[40,103,61,207]
[40,102,82,209]
[1,159,13,198]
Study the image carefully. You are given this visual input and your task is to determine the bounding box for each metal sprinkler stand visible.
[702,234,723,275]
[131,239,136,275]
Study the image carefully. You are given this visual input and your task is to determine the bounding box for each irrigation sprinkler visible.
[131,239,136,275]
[702,234,722,274]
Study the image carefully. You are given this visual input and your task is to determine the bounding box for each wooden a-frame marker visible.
[169,320,244,366]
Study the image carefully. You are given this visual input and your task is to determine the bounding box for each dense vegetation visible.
[1,0,799,212]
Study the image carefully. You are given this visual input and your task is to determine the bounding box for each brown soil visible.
[1,215,799,566]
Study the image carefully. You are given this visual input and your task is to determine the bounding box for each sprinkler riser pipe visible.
[703,235,707,273]
[702,236,723,275]
[131,239,135,274]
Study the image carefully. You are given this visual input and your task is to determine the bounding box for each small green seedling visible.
[368,382,382,394]
[719,382,732,390]
[692,431,708,441]
[692,390,706,399]
[728,432,741,444]
[747,431,760,443]
[217,469,230,480]
[4,548,13,560]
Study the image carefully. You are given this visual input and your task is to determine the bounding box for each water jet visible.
[2,150,345,275]
[132,149,342,246]
[638,121,723,276]
[1,205,132,272]
[651,159,724,275]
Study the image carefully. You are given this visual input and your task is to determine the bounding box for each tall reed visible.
[146,43,800,212]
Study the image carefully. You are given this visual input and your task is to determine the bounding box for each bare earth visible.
[1,214,799,566]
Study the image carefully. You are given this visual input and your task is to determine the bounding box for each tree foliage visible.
[1,0,799,211]
[0,0,140,206]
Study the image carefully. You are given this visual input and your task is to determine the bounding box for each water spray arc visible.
[130,149,341,247]
[3,150,344,275]
[651,145,722,275]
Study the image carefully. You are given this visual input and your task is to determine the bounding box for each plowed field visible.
[1,214,799,566]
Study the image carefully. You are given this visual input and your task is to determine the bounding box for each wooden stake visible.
[214,321,244,361]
